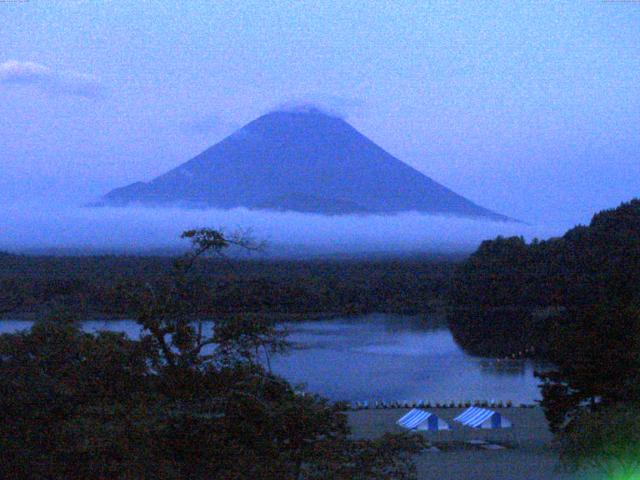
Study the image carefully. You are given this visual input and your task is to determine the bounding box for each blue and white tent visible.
[397,409,451,431]
[454,407,512,429]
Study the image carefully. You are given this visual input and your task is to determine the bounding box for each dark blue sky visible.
[1,1,639,227]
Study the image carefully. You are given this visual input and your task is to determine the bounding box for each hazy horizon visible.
[0,201,574,256]
[1,1,639,253]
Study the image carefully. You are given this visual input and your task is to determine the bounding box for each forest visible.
[0,253,456,320]
[448,199,640,477]
[448,198,640,359]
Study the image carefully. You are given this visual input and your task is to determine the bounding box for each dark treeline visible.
[448,199,640,358]
[449,199,640,476]
[0,254,456,320]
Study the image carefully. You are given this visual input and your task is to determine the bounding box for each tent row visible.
[396,407,512,432]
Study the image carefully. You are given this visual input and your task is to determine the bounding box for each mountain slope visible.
[98,109,509,220]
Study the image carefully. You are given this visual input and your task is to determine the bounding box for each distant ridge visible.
[96,109,512,221]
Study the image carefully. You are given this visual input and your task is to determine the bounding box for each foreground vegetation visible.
[450,198,640,478]
[449,199,640,357]
[0,230,424,479]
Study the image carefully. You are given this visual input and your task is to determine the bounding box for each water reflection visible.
[273,313,542,403]
[478,358,527,376]
[0,314,543,403]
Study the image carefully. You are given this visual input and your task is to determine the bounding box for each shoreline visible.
[345,401,538,410]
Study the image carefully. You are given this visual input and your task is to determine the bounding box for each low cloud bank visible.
[270,94,366,120]
[0,60,104,99]
[0,203,570,256]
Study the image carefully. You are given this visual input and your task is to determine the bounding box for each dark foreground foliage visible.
[0,230,425,479]
[536,303,640,432]
[558,403,640,480]
[450,199,640,475]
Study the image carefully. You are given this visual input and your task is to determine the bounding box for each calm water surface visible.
[0,314,542,403]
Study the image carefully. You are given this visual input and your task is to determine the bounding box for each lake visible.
[0,314,543,403]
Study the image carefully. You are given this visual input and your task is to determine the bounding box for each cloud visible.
[0,203,570,255]
[270,94,367,119]
[0,60,105,99]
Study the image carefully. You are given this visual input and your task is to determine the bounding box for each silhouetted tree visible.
[0,229,424,479]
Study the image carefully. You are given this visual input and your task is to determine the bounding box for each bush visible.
[559,403,640,479]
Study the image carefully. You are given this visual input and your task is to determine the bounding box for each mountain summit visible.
[98,109,509,220]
